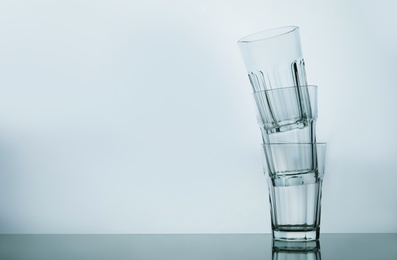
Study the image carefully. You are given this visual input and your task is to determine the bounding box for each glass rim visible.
[238,26,299,44]
[253,85,317,94]
[262,142,326,146]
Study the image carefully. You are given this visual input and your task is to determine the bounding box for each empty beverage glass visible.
[253,85,317,143]
[238,26,307,92]
[262,143,327,241]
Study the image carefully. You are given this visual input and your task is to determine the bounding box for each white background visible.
[0,0,396,234]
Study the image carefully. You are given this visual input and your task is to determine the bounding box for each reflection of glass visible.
[238,26,307,92]
[253,85,317,142]
[262,143,327,241]
[273,240,321,260]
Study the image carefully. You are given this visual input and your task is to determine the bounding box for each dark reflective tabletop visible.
[0,234,396,259]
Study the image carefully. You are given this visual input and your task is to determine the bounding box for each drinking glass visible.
[238,26,307,92]
[262,143,327,241]
[253,85,317,143]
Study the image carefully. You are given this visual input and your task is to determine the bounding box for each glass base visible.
[273,230,319,241]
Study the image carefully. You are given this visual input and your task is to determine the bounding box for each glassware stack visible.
[238,26,327,242]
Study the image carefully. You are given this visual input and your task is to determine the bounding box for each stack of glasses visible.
[238,26,327,242]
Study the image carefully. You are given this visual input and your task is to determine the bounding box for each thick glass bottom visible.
[273,230,319,241]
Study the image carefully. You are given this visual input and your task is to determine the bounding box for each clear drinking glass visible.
[253,85,317,143]
[238,26,307,92]
[272,240,321,260]
[238,26,313,141]
[262,143,327,241]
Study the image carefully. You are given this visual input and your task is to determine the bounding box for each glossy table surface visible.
[1,233,396,259]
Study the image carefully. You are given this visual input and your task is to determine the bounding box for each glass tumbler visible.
[238,26,307,92]
[253,85,317,143]
[262,143,327,241]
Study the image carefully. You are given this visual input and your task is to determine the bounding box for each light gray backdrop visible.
[0,0,396,233]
